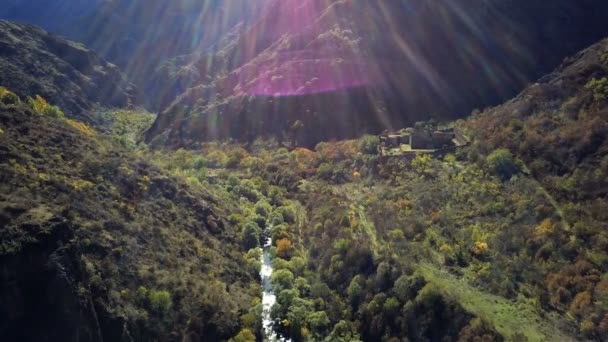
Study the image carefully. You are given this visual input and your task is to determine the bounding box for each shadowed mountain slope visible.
[0,20,137,122]
[145,0,608,148]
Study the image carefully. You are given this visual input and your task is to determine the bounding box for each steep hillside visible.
[465,37,608,339]
[141,36,608,340]
[146,0,608,148]
[0,20,137,121]
[0,92,263,341]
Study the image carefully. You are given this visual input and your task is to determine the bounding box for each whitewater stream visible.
[260,230,290,342]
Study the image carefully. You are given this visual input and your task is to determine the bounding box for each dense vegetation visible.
[0,90,264,341]
[1,9,608,342]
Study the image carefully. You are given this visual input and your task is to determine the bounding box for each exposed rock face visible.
[0,20,138,122]
[145,0,608,148]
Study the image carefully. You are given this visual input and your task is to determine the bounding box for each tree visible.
[271,269,295,291]
[276,238,293,259]
[230,328,256,342]
[254,199,272,218]
[486,148,519,180]
[383,297,400,317]
[324,320,362,342]
[347,276,364,307]
[242,221,262,249]
[307,311,330,335]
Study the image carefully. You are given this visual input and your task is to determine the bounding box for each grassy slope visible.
[419,263,573,341]
[329,179,577,341]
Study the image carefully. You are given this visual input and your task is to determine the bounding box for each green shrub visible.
[136,286,149,304]
[0,87,20,105]
[148,290,172,314]
[359,134,379,155]
[487,148,519,180]
[317,162,334,180]
[271,269,295,291]
[585,77,608,102]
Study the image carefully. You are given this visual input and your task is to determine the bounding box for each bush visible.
[359,135,379,155]
[585,77,608,101]
[487,148,519,180]
[254,200,272,218]
[27,95,64,118]
[412,153,432,173]
[148,290,172,314]
[317,162,334,180]
[0,87,20,105]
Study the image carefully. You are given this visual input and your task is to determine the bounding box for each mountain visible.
[145,0,608,148]
[0,20,137,122]
[0,0,271,110]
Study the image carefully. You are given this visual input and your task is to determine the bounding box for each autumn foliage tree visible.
[277,238,293,259]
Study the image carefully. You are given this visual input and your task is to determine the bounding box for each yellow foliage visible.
[37,173,51,181]
[439,243,453,255]
[27,95,64,118]
[66,119,96,136]
[353,171,361,180]
[276,238,293,259]
[118,165,134,176]
[0,86,20,105]
[293,147,317,165]
[71,179,95,191]
[534,219,555,238]
[412,153,432,172]
[206,149,229,168]
[8,159,36,175]
[532,219,556,244]
[472,241,489,255]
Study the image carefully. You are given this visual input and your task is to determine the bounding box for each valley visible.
[1,1,608,341]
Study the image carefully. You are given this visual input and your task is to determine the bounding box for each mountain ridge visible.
[0,20,138,122]
[145,0,608,148]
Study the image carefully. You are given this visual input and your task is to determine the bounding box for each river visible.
[260,231,290,341]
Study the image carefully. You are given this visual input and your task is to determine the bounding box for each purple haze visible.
[230,0,373,97]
